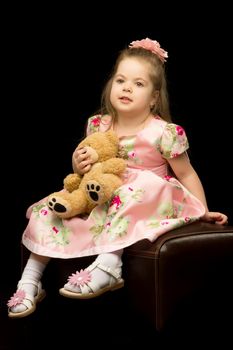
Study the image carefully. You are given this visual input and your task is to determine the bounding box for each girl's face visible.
[110,57,157,116]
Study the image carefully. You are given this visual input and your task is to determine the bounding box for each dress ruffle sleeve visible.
[86,115,112,135]
[86,115,102,135]
[160,123,189,159]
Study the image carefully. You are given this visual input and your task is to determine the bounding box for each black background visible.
[1,4,232,345]
[3,5,233,272]
[2,8,232,254]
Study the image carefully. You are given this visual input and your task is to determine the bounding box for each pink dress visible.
[22,115,205,258]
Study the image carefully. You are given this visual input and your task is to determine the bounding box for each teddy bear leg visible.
[85,175,122,205]
[85,180,105,204]
[47,190,87,219]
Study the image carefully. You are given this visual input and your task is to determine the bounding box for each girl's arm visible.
[167,153,228,225]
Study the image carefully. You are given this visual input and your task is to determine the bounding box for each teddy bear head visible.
[77,130,119,162]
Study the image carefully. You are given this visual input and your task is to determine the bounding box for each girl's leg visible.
[8,252,50,315]
[60,249,124,297]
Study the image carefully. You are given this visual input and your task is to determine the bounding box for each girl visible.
[8,38,228,318]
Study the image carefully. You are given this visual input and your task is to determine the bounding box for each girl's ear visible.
[150,90,159,108]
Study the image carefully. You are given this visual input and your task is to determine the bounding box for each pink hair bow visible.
[129,38,168,63]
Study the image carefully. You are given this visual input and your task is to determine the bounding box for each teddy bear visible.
[47,130,126,219]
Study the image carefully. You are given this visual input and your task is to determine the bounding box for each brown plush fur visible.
[47,131,126,219]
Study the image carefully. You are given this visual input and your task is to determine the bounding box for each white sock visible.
[10,257,47,313]
[64,249,123,293]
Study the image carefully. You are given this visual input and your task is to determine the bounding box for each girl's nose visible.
[123,85,132,92]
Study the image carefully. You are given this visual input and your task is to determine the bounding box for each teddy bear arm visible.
[64,173,82,192]
[101,158,126,175]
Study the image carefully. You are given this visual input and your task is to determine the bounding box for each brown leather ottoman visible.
[21,221,233,332]
[123,221,233,331]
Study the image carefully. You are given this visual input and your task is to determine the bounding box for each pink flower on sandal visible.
[7,289,26,307]
[68,269,91,287]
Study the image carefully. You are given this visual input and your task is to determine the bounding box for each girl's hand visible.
[73,147,93,175]
[201,211,228,225]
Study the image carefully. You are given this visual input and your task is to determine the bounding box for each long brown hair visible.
[101,47,172,123]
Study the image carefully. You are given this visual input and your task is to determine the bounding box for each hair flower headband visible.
[129,38,168,63]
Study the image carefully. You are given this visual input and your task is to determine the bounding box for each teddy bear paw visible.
[86,181,104,204]
[47,195,71,218]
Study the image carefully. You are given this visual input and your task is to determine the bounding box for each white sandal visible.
[7,279,46,318]
[59,260,124,299]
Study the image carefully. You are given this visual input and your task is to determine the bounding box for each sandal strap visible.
[64,260,122,295]
[18,293,34,309]
[76,261,122,294]
[78,269,117,294]
[87,261,122,280]
[18,279,41,289]
[79,281,99,294]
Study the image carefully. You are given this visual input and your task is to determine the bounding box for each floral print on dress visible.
[89,203,108,238]
[105,187,144,239]
[118,137,142,165]
[90,186,145,242]
[87,115,102,133]
[164,175,185,190]
[171,216,197,230]
[106,216,130,241]
[147,215,196,231]
[48,223,71,246]
[22,115,206,259]
[32,204,48,218]
[159,123,189,159]
[32,204,71,246]
[157,201,176,219]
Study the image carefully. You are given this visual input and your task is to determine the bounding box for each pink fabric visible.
[22,115,205,258]
[129,38,168,63]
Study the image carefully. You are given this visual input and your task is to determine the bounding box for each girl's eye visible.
[116,78,124,84]
[136,82,144,87]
